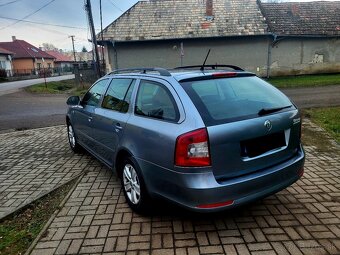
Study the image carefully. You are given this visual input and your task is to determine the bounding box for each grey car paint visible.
[66,70,305,212]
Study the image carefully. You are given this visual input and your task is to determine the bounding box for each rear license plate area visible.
[240,131,286,158]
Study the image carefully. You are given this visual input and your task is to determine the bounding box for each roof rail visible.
[174,65,244,71]
[108,68,171,77]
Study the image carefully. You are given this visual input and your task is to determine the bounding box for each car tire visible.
[67,123,82,153]
[120,157,152,214]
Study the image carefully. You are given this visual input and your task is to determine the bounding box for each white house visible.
[0,46,13,77]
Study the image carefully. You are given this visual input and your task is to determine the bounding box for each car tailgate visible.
[207,110,301,181]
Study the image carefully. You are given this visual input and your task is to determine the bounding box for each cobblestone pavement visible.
[29,127,340,254]
[0,126,92,219]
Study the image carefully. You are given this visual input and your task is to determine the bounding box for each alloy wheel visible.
[123,164,141,204]
[68,125,76,148]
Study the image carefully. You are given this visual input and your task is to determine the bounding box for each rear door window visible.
[181,76,292,125]
[102,79,136,112]
[135,80,179,122]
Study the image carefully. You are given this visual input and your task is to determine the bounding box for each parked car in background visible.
[66,65,305,213]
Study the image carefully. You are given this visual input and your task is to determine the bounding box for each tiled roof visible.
[99,0,268,42]
[0,46,13,55]
[261,1,340,36]
[0,40,55,59]
[45,50,73,62]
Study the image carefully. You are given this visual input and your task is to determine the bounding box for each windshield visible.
[181,76,293,126]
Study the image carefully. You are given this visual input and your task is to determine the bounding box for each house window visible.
[0,61,6,69]
[37,63,42,70]
[48,63,51,69]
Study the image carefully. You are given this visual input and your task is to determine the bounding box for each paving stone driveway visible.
[23,125,340,255]
[0,126,92,219]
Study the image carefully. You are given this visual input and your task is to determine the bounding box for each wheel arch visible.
[66,115,70,124]
[115,148,133,177]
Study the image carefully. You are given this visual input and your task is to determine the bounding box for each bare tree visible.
[42,43,58,51]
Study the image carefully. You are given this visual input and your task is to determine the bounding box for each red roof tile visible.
[45,50,73,62]
[0,40,55,59]
[0,46,14,55]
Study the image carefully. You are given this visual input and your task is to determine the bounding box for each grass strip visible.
[25,79,90,96]
[0,178,77,255]
[266,73,340,88]
[303,107,340,143]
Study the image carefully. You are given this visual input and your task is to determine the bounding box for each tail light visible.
[212,72,237,78]
[175,128,211,167]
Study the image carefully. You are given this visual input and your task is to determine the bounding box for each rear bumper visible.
[138,145,305,212]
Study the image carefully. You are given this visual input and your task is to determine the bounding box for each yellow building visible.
[0,37,55,75]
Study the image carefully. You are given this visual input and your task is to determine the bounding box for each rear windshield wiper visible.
[258,105,292,116]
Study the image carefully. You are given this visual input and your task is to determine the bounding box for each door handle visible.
[88,117,93,122]
[115,123,123,132]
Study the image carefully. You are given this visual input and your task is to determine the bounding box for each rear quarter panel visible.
[121,76,205,170]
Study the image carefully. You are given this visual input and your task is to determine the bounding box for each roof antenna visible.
[201,49,211,71]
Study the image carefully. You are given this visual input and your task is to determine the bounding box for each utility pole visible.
[85,0,101,78]
[69,35,76,62]
[100,0,105,69]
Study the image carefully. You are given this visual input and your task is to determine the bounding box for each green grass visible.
[304,107,340,143]
[72,86,89,97]
[25,79,75,94]
[25,79,91,96]
[267,73,340,88]
[0,180,76,255]
[0,77,8,83]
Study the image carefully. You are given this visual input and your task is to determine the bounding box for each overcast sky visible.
[0,0,138,51]
[0,0,338,52]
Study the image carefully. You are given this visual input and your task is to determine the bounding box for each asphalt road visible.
[0,74,75,96]
[0,90,68,131]
[281,85,340,109]
[0,84,339,131]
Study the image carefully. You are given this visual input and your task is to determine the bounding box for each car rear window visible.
[180,76,292,126]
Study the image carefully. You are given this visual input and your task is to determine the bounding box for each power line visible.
[0,0,24,7]
[0,0,56,30]
[106,0,123,12]
[0,16,89,30]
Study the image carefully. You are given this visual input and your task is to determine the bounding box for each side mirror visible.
[67,96,81,106]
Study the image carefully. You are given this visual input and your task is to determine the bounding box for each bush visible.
[38,69,52,78]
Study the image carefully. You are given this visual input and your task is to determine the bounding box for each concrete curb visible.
[24,172,85,255]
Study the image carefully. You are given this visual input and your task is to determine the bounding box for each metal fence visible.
[74,62,106,86]
[1,62,105,82]
[0,67,74,79]
[16,67,73,76]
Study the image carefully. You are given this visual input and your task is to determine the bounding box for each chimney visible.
[291,4,300,17]
[12,36,16,41]
[206,0,213,17]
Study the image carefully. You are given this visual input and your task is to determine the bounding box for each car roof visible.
[104,66,255,82]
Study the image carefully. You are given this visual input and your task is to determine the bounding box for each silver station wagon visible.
[66,65,305,213]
